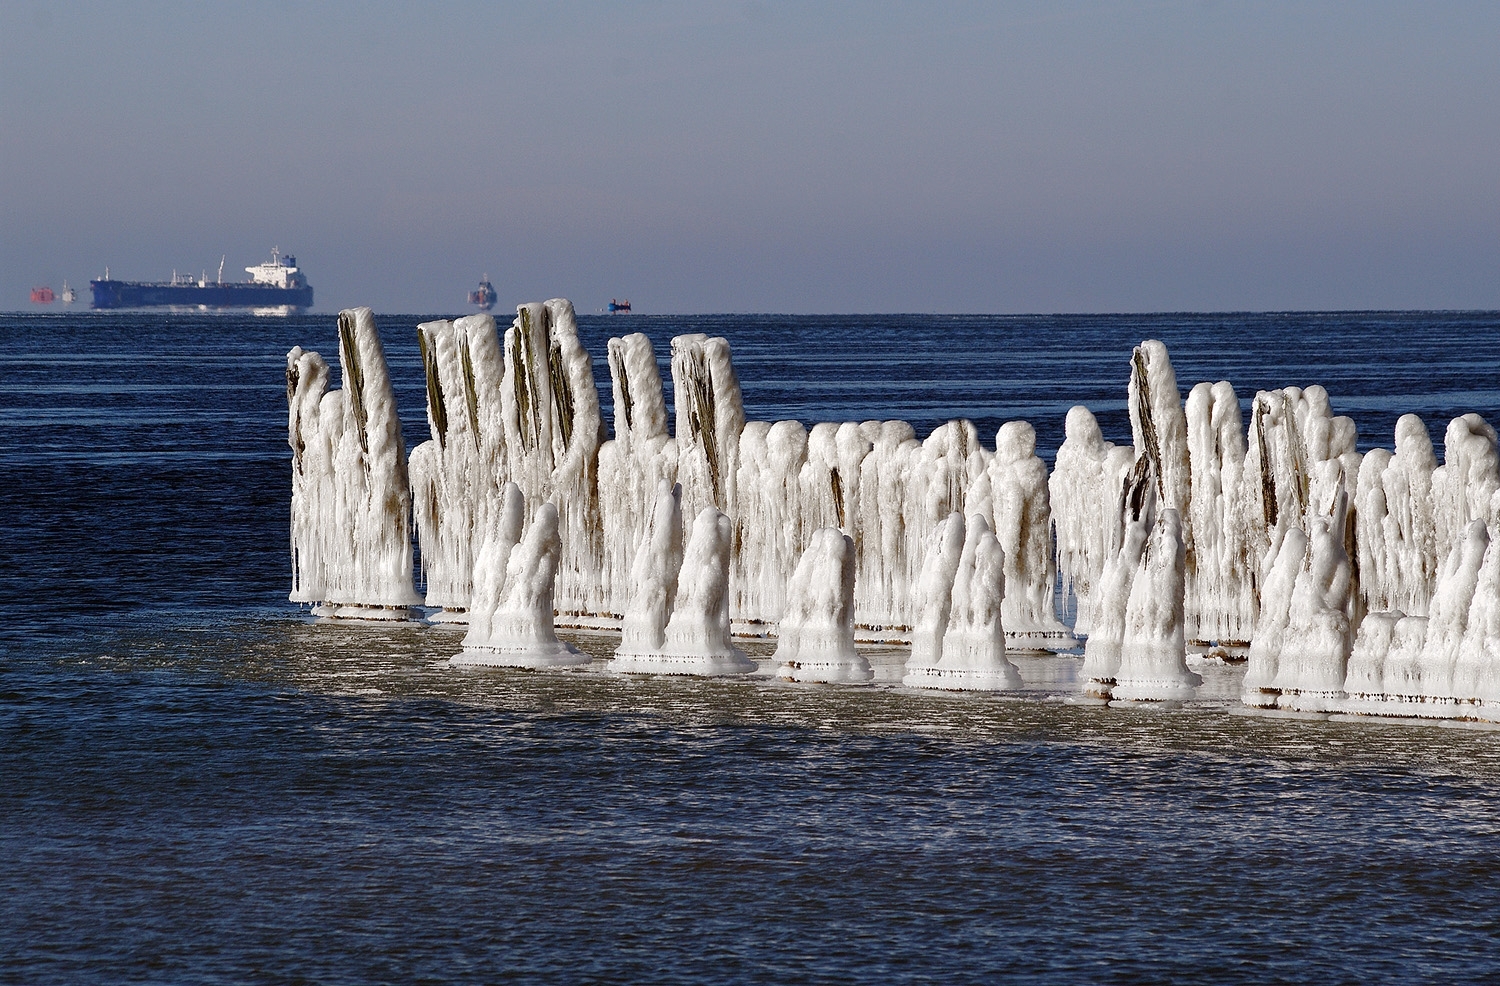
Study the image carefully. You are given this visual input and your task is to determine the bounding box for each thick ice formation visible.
[286,307,421,617]
[1241,527,1308,708]
[1050,406,1135,635]
[452,500,588,668]
[1128,340,1191,523]
[612,506,753,675]
[462,482,526,646]
[408,314,506,619]
[903,513,1021,691]
[501,300,606,615]
[671,334,744,521]
[609,480,750,672]
[1271,495,1356,712]
[597,333,677,615]
[1184,381,1255,644]
[1080,458,1156,700]
[985,421,1076,650]
[1355,414,1437,616]
[775,528,872,684]
[1112,507,1202,702]
[281,309,1500,719]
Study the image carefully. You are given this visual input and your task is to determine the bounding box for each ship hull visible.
[90,280,313,310]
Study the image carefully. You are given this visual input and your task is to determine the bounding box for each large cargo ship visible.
[90,248,313,310]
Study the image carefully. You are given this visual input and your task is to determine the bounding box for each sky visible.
[3,1,1499,314]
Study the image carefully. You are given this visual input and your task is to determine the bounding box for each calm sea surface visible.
[4,309,1500,983]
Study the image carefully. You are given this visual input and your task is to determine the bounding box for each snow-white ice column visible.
[1049,406,1134,636]
[286,307,421,617]
[1112,507,1201,701]
[502,300,606,615]
[775,528,871,683]
[984,421,1075,650]
[287,346,333,604]
[905,513,966,671]
[903,514,1021,691]
[1183,381,1256,644]
[854,421,921,629]
[1433,414,1500,551]
[408,314,506,618]
[463,482,525,647]
[733,418,810,624]
[1272,494,1356,712]
[608,481,686,671]
[671,333,744,526]
[597,333,678,616]
[622,506,752,675]
[1079,458,1155,700]
[1454,530,1500,716]
[452,500,588,668]
[1354,414,1438,617]
[1241,527,1308,708]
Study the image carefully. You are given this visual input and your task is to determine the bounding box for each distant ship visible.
[608,298,632,312]
[90,248,313,310]
[30,286,55,304]
[468,275,496,311]
[60,281,76,305]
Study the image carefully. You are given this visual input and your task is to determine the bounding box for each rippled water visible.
[4,310,1500,983]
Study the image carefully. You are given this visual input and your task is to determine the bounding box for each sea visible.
[4,308,1500,984]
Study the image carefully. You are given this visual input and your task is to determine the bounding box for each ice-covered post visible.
[903,514,1020,691]
[451,500,589,669]
[612,506,753,675]
[775,528,871,683]
[286,307,421,618]
[408,313,507,620]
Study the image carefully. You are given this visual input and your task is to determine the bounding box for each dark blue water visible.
[4,309,1500,983]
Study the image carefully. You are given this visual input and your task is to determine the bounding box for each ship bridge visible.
[246,247,307,290]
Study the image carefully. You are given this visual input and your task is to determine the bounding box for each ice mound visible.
[451,499,588,669]
[776,528,871,684]
[611,505,753,675]
[903,513,1020,691]
[286,307,421,618]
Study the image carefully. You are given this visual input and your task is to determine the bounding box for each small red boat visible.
[31,286,55,304]
[608,298,631,313]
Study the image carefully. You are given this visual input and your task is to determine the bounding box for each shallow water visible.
[4,309,1500,983]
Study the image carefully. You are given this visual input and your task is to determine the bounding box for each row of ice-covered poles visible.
[285,302,1500,714]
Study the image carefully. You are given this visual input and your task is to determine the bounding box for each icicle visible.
[610,481,685,664]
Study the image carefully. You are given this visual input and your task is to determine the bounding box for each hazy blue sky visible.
[4,1,1499,313]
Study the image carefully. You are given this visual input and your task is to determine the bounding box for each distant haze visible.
[4,1,1498,314]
